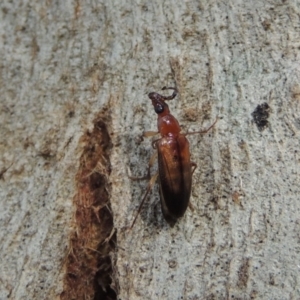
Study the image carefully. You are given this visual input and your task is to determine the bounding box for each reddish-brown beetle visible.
[130,87,217,228]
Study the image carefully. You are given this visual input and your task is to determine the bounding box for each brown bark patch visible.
[61,111,117,300]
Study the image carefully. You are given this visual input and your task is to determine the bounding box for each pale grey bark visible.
[1,1,300,299]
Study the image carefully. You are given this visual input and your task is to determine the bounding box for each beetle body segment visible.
[156,134,192,225]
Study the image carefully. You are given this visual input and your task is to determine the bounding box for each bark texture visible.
[0,1,300,299]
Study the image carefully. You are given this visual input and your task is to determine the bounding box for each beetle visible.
[130,87,217,228]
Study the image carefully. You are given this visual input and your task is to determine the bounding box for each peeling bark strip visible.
[61,114,117,300]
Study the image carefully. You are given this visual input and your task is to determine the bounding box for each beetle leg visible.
[191,162,197,175]
[128,152,157,181]
[185,117,218,136]
[142,131,160,149]
[186,162,197,212]
[145,152,157,178]
[188,201,195,212]
[151,138,161,149]
[130,172,159,229]
[143,131,159,137]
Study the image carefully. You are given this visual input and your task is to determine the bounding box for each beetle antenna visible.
[160,86,178,101]
[185,117,218,136]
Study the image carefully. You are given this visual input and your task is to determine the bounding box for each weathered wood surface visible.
[0,1,300,299]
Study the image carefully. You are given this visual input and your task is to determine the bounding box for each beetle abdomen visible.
[157,134,192,225]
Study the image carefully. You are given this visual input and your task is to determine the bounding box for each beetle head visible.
[148,92,170,115]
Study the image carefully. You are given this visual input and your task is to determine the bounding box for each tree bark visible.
[1,1,300,299]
